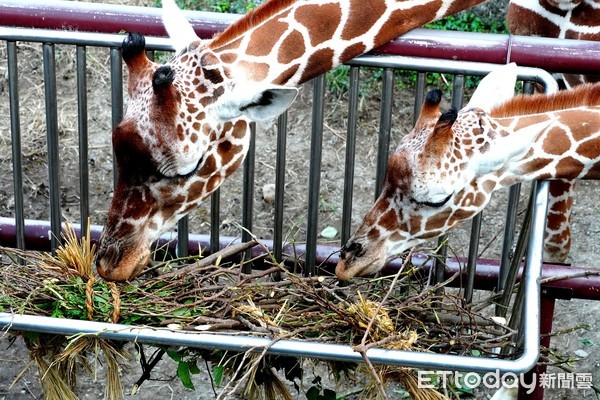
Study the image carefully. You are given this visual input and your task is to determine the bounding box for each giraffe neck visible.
[208,0,485,86]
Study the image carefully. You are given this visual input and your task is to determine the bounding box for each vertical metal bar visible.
[341,66,360,245]
[304,75,326,276]
[76,45,89,235]
[517,296,555,400]
[464,213,482,303]
[374,68,394,199]
[431,74,464,287]
[210,189,220,255]
[43,43,61,251]
[498,184,522,293]
[497,79,536,291]
[110,47,123,186]
[412,72,426,126]
[273,111,288,264]
[177,217,189,258]
[241,122,256,273]
[7,41,25,251]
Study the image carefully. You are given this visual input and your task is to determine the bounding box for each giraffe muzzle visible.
[95,239,151,282]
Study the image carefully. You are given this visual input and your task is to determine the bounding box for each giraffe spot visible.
[232,120,249,139]
[476,137,484,144]
[188,180,204,200]
[177,125,184,141]
[378,209,398,231]
[542,128,571,155]
[238,61,270,81]
[374,4,437,46]
[192,123,200,132]
[220,52,238,63]
[201,52,219,67]
[224,157,244,177]
[424,215,447,232]
[187,102,199,114]
[342,0,386,40]
[278,30,305,64]
[296,3,341,47]
[248,18,288,57]
[517,157,554,175]
[207,175,221,193]
[196,84,207,93]
[576,138,600,160]
[183,144,189,153]
[221,144,242,166]
[482,179,496,193]
[200,154,217,177]
[449,208,475,224]
[340,43,367,64]
[300,48,334,83]
[273,64,300,85]
[555,156,585,178]
[203,67,224,84]
[473,192,487,207]
[408,214,423,231]
[368,227,381,240]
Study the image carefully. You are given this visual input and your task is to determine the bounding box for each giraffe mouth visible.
[335,257,383,281]
[96,242,151,282]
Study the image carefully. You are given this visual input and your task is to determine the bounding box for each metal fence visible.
[1,0,600,389]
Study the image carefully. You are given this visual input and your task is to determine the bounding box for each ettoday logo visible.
[417,370,593,394]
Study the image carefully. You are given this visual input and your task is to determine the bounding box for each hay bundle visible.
[0,225,517,399]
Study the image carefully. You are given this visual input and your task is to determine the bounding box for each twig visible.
[131,345,166,395]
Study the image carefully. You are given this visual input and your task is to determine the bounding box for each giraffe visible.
[506,0,600,262]
[508,0,600,88]
[336,64,600,280]
[95,0,488,281]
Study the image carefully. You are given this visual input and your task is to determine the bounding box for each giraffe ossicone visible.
[336,67,600,280]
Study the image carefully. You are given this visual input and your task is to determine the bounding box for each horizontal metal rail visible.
[1,0,600,74]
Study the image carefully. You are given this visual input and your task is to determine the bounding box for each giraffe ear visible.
[209,83,299,122]
[466,63,518,113]
[162,0,200,53]
[472,118,553,175]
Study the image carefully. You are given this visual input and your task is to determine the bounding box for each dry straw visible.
[0,225,520,399]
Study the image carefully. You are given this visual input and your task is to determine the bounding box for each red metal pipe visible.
[2,217,599,301]
[0,0,599,75]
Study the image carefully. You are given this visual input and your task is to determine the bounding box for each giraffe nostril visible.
[96,242,123,272]
[344,241,365,258]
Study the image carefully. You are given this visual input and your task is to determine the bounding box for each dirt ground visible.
[1,1,599,399]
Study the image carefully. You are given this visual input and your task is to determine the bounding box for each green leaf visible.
[213,365,225,387]
[177,361,194,390]
[306,386,320,400]
[471,349,481,357]
[322,388,337,400]
[581,338,595,347]
[166,349,182,362]
[188,360,201,375]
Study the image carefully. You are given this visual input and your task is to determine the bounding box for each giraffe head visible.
[96,0,298,281]
[336,64,554,280]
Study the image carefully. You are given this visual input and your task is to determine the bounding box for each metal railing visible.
[1,0,598,379]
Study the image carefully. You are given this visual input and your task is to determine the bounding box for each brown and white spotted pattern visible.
[96,0,487,281]
[508,0,600,87]
[506,0,600,262]
[337,65,600,280]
